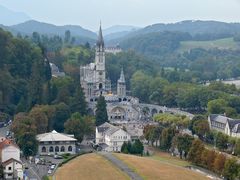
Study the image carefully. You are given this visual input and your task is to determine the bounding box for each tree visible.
[121,142,129,154]
[207,99,228,114]
[215,132,228,151]
[234,139,240,155]
[213,153,226,175]
[29,106,48,133]
[11,113,38,156]
[192,120,210,140]
[223,158,239,180]
[52,103,70,132]
[95,95,108,126]
[131,139,144,155]
[64,30,71,44]
[64,112,94,142]
[188,139,205,165]
[160,127,176,151]
[18,132,38,156]
[172,134,194,159]
[201,149,216,170]
[0,163,4,179]
[70,86,87,115]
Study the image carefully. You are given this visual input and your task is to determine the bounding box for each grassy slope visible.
[178,38,239,52]
[55,153,129,180]
[114,153,209,180]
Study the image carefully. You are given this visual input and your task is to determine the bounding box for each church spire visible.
[97,22,104,48]
[118,68,125,83]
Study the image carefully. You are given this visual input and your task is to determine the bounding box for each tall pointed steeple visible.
[117,68,126,96]
[118,68,125,83]
[97,22,104,48]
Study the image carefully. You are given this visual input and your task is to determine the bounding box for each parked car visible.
[48,169,52,174]
[54,155,63,159]
[50,164,55,170]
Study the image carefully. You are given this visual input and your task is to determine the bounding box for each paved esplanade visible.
[99,152,143,180]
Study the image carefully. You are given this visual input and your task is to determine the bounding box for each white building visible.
[36,130,77,155]
[208,114,240,137]
[2,158,23,180]
[105,46,122,55]
[0,139,23,180]
[96,122,131,152]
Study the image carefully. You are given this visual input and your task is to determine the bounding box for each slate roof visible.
[228,119,240,129]
[209,114,229,124]
[97,122,121,136]
[2,158,22,166]
[209,114,240,133]
[37,130,77,142]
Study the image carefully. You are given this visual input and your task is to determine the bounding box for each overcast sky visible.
[0,0,240,30]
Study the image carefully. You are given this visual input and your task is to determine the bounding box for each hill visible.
[108,20,240,46]
[0,5,31,26]
[103,25,140,42]
[178,37,240,52]
[55,153,129,180]
[103,25,140,36]
[11,20,97,39]
[131,20,240,37]
[55,152,209,180]
[115,153,209,180]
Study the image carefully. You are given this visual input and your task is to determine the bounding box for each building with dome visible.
[80,25,194,123]
[80,25,142,123]
[36,130,77,155]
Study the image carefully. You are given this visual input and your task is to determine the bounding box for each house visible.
[208,114,240,137]
[0,139,23,180]
[96,122,131,152]
[36,130,77,155]
[2,158,23,180]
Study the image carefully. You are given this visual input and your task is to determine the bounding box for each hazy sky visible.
[0,0,240,30]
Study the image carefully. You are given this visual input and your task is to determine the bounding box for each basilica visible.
[80,25,194,123]
[80,25,142,123]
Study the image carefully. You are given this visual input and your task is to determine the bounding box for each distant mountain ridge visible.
[1,19,240,46]
[103,25,140,35]
[0,5,31,26]
[10,20,97,39]
[137,20,240,35]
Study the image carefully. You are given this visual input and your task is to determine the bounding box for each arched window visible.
[42,146,46,152]
[61,146,65,152]
[49,146,54,152]
[55,146,59,152]
[68,146,72,152]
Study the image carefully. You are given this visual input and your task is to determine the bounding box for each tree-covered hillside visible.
[0,28,51,115]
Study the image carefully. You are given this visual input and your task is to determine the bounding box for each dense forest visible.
[1,27,240,118]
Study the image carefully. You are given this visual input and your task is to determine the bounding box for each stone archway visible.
[151,108,158,117]
[110,107,126,121]
[142,107,150,115]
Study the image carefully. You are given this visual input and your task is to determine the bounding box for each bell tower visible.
[117,68,126,96]
[95,23,106,92]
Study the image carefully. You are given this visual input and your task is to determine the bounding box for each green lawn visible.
[178,38,240,53]
[146,147,191,167]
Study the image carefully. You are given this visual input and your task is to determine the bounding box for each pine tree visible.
[71,86,87,115]
[95,95,108,126]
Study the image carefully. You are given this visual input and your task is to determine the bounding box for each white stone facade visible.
[1,145,20,162]
[3,159,23,180]
[96,122,131,152]
[37,130,77,155]
[208,114,240,137]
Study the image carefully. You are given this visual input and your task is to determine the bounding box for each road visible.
[0,124,10,137]
[99,152,143,180]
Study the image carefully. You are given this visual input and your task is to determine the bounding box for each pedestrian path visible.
[99,152,143,180]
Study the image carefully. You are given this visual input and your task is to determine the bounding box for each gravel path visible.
[99,152,143,180]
